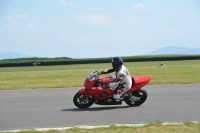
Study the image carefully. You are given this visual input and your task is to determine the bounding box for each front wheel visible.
[125,89,147,107]
[73,92,95,108]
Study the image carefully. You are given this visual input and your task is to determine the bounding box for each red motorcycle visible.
[73,70,151,108]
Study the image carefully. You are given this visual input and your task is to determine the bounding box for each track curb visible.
[1,121,199,132]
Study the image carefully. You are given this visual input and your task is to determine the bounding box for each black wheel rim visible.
[129,91,143,105]
[77,94,92,105]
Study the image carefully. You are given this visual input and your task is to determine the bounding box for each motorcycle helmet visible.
[112,57,123,70]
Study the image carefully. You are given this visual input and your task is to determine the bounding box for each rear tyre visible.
[125,89,147,107]
[73,92,95,108]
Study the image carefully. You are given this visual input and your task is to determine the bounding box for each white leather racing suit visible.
[101,65,132,97]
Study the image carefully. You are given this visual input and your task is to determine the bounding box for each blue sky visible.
[0,0,200,58]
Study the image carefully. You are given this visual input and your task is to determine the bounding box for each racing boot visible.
[113,94,121,102]
[113,88,125,102]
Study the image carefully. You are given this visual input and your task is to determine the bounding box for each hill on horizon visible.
[0,52,34,60]
[147,46,200,55]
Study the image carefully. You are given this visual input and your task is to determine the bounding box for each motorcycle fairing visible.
[130,76,151,92]
[87,87,114,100]
[77,88,91,97]
[79,86,114,100]
[101,76,115,84]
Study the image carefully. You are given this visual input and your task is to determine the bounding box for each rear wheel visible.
[73,92,95,108]
[125,89,147,107]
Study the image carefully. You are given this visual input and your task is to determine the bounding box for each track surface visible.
[1,84,200,131]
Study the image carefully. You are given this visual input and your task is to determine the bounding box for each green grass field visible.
[0,60,200,90]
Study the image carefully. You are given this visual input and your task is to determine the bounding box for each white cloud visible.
[26,23,35,31]
[4,14,37,34]
[167,26,181,33]
[74,12,140,26]
[7,14,30,26]
[74,12,119,26]
[8,14,29,20]
[119,17,140,25]
[122,4,127,7]
[58,0,74,6]
[60,0,66,6]
[132,3,149,11]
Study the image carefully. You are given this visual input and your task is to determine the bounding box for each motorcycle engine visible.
[106,99,112,103]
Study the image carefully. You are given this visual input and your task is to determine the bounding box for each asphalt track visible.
[1,84,200,131]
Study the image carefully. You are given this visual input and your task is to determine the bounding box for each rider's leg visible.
[113,87,129,101]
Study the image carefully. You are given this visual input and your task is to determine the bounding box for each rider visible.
[99,56,132,101]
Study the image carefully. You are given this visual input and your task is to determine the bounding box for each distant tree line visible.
[0,55,200,67]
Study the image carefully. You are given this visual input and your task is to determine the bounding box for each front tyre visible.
[73,92,95,108]
[125,89,147,107]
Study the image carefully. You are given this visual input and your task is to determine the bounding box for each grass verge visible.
[2,122,200,133]
[0,60,200,90]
